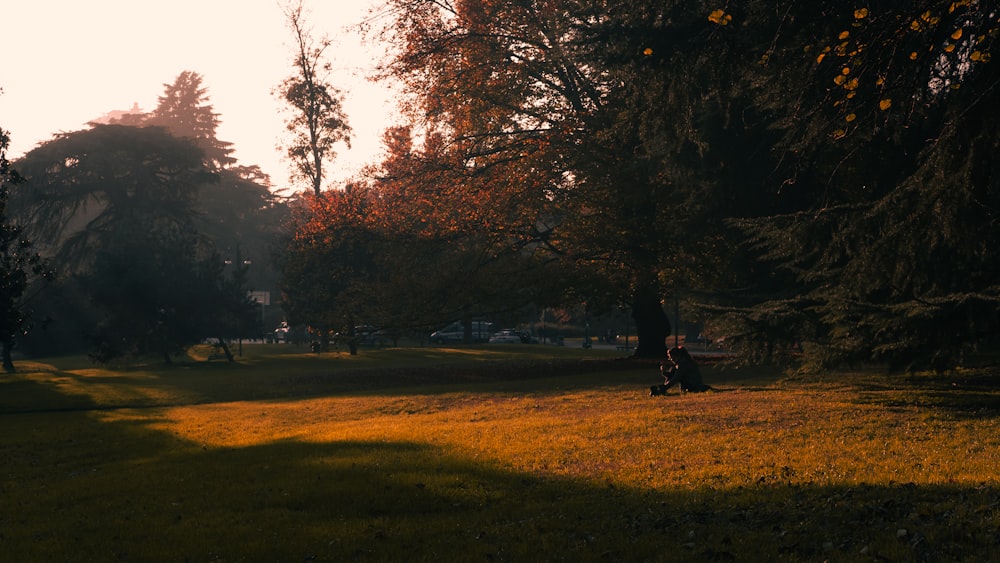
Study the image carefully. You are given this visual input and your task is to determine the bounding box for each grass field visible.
[2,344,998,561]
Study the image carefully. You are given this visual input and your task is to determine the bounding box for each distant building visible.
[90,102,146,125]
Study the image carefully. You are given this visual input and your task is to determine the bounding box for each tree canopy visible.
[102,71,287,300]
[347,0,1000,369]
[13,125,259,362]
[719,1,1000,369]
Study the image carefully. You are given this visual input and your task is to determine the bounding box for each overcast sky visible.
[1,0,398,189]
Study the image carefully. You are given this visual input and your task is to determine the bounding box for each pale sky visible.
[1,0,399,190]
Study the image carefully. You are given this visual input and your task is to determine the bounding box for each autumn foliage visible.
[276,0,1000,368]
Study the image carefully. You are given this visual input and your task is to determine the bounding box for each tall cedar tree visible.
[14,125,258,363]
[105,71,285,297]
[277,0,351,194]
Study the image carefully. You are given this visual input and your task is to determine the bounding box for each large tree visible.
[13,125,210,269]
[13,125,257,362]
[105,72,287,299]
[374,0,776,357]
[0,127,52,372]
[720,1,1000,370]
[277,0,352,194]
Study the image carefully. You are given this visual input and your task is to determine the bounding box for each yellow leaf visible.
[971,50,982,61]
[832,129,847,139]
[816,53,826,63]
[909,51,919,60]
[708,9,731,25]
[854,8,869,19]
[846,91,857,99]
[839,30,850,40]
[845,78,859,90]
[846,113,857,122]
[911,20,922,31]
[921,10,932,22]
[952,28,963,40]
[879,98,892,110]
[841,67,851,75]
[643,47,654,56]
[875,76,885,86]
[944,43,956,53]
[834,75,847,85]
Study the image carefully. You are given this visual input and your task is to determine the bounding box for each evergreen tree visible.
[147,70,236,170]
[14,125,257,363]
[724,1,1000,370]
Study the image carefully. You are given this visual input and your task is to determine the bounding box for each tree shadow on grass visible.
[850,370,1000,421]
[2,357,787,415]
[2,397,998,562]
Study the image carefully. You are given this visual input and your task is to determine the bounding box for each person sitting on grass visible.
[650,346,711,396]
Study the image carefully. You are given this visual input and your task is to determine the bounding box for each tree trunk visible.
[2,341,15,373]
[347,322,358,356]
[631,286,671,359]
[216,338,235,362]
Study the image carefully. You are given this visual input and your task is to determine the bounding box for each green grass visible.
[2,345,998,561]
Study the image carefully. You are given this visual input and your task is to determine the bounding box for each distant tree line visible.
[3,1,997,372]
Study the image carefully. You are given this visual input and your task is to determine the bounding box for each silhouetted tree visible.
[277,0,351,194]
[85,221,258,364]
[0,127,52,372]
[14,125,256,363]
[14,124,211,271]
[145,70,237,170]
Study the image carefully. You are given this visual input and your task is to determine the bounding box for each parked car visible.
[489,329,522,344]
[333,325,386,346]
[489,329,538,344]
[430,321,493,344]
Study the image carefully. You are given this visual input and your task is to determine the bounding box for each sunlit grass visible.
[2,348,998,561]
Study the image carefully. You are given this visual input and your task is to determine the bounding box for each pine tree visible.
[148,71,236,170]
